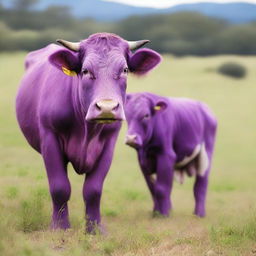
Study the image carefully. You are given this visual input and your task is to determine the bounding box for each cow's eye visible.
[82,69,89,75]
[123,67,129,74]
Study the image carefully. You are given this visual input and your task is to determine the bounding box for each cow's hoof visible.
[51,221,70,230]
[152,211,169,218]
[86,223,107,235]
[193,211,206,218]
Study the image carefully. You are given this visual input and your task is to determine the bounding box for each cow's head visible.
[49,33,161,124]
[125,93,167,149]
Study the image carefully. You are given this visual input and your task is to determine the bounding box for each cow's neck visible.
[83,122,106,170]
[70,83,107,172]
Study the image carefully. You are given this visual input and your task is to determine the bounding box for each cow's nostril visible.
[95,102,102,111]
[112,102,119,111]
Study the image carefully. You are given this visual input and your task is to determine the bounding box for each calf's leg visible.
[140,171,159,213]
[194,126,216,217]
[154,153,175,216]
[193,173,209,217]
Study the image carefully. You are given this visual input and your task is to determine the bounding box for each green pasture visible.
[0,53,255,256]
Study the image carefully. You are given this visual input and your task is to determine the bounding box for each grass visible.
[1,52,256,255]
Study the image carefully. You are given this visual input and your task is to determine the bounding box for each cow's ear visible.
[153,101,168,114]
[128,48,161,76]
[49,50,80,76]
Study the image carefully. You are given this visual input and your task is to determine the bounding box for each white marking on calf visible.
[174,170,185,184]
[197,143,209,177]
[175,144,201,168]
[174,143,209,183]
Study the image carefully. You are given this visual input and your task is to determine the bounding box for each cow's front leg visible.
[141,171,159,212]
[138,151,159,213]
[83,172,105,234]
[154,153,175,217]
[41,131,71,229]
[83,136,118,234]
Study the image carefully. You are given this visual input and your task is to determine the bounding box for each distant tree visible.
[37,6,74,30]
[0,0,3,12]
[12,0,38,11]
[0,6,256,55]
[214,25,256,55]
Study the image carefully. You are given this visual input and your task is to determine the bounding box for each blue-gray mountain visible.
[2,0,256,23]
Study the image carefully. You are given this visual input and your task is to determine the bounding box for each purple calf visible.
[16,33,161,232]
[125,93,217,217]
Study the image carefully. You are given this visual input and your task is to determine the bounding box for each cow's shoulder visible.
[38,84,75,132]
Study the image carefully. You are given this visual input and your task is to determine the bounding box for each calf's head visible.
[49,33,161,124]
[125,94,167,148]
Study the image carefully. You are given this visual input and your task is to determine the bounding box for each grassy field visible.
[0,52,256,256]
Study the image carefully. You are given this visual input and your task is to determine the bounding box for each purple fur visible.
[125,92,217,217]
[16,33,161,232]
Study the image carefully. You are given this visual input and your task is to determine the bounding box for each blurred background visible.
[1,0,256,55]
[0,1,256,256]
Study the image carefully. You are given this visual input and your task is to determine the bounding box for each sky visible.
[103,0,256,8]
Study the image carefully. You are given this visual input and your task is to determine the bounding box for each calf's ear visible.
[128,48,162,76]
[153,101,168,114]
[49,50,80,76]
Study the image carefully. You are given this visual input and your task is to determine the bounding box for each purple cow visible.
[16,33,161,232]
[125,93,217,217]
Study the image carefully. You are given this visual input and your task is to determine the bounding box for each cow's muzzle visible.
[125,134,142,148]
[86,99,125,123]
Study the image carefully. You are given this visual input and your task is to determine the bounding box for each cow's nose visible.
[126,134,137,143]
[125,134,142,148]
[96,100,119,113]
[125,134,139,148]
[86,99,125,123]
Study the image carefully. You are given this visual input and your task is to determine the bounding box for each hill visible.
[2,0,256,23]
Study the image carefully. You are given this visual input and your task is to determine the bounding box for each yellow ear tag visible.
[62,66,77,76]
[154,105,161,111]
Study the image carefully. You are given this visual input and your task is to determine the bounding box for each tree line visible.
[1,0,256,55]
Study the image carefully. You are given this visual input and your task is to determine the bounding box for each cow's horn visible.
[127,40,150,50]
[56,39,80,52]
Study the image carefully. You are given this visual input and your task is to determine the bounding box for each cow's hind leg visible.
[193,123,217,217]
[193,172,209,217]
[41,131,71,229]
